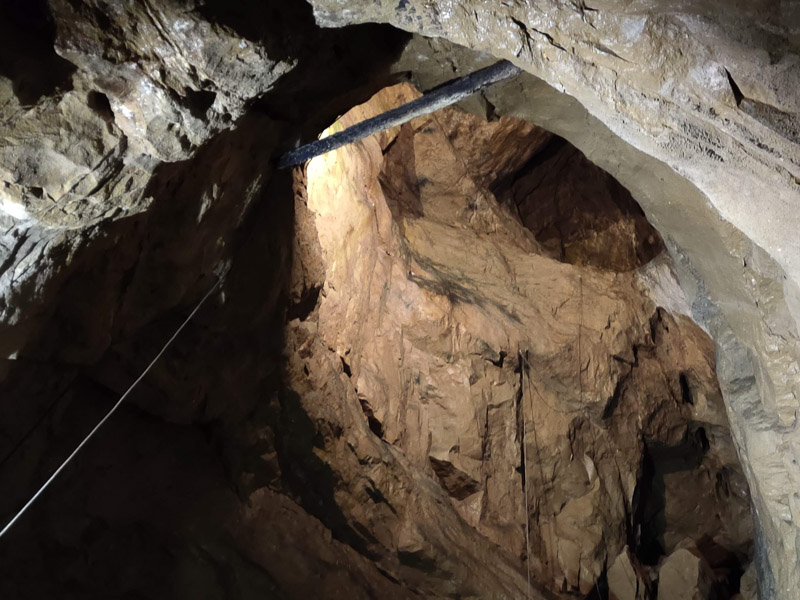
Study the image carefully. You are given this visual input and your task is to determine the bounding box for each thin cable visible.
[0,277,221,539]
[579,275,610,597]
[578,275,584,405]
[521,363,532,600]
[521,350,557,586]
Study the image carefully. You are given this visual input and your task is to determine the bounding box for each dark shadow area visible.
[0,0,76,105]
[638,427,711,565]
[248,18,410,153]
[583,569,608,600]
[379,126,425,222]
[0,128,298,596]
[636,444,666,564]
[0,371,287,598]
[494,135,665,271]
[696,534,747,598]
[286,284,321,321]
[198,0,317,61]
[274,388,379,559]
[428,457,481,500]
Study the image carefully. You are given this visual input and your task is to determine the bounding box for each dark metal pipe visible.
[277,60,522,168]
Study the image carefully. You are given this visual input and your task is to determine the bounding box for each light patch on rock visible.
[657,546,713,600]
[636,255,696,325]
[0,194,31,221]
[582,452,596,483]
[607,547,650,600]
[689,62,730,94]
[172,18,193,33]
[117,104,135,120]
[621,16,647,42]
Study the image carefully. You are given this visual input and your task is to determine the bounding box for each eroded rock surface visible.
[493,137,664,271]
[657,544,715,600]
[307,3,800,595]
[293,84,751,596]
[608,547,652,600]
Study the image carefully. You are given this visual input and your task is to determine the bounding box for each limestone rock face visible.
[657,546,714,600]
[307,2,800,596]
[1,0,292,229]
[0,0,293,368]
[49,0,293,162]
[608,547,652,600]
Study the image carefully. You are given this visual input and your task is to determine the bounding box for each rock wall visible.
[292,84,751,596]
[306,4,800,597]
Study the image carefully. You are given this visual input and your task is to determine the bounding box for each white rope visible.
[0,276,221,539]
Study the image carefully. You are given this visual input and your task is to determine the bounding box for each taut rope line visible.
[0,274,223,539]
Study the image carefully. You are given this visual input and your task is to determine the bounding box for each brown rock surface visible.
[657,545,715,600]
[310,4,800,596]
[608,546,652,600]
[494,137,664,271]
[296,84,751,596]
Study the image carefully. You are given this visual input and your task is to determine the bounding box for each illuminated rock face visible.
[0,1,792,598]
[297,84,751,597]
[307,3,800,596]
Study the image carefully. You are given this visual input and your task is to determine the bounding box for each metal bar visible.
[277,60,522,168]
